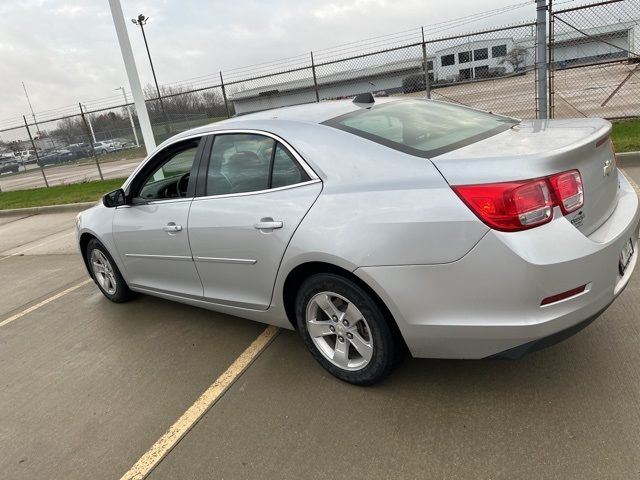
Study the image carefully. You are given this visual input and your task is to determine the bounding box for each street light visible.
[131,14,171,132]
[116,87,140,147]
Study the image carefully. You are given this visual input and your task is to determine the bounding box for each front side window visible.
[441,54,455,66]
[474,48,488,61]
[458,51,471,64]
[206,134,309,196]
[324,99,517,158]
[136,139,200,200]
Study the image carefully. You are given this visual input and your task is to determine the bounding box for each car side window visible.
[206,134,310,196]
[135,139,200,201]
[271,143,309,188]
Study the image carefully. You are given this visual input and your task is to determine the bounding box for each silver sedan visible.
[76,97,639,385]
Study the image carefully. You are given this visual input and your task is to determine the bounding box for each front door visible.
[112,137,205,298]
[188,133,321,309]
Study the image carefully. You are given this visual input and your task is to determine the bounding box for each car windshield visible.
[324,99,518,158]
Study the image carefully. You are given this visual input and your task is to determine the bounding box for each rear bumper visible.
[355,171,640,359]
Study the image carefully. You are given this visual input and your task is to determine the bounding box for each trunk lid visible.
[431,118,618,236]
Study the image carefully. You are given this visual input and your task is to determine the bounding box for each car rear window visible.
[323,99,518,158]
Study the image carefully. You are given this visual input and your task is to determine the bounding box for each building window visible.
[474,65,489,78]
[492,44,507,57]
[441,54,455,67]
[474,48,488,61]
[426,60,434,71]
[459,68,472,80]
[458,51,471,64]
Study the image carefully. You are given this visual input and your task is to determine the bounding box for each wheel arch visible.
[281,261,408,350]
[78,231,98,275]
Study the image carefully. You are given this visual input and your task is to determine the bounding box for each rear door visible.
[188,132,321,309]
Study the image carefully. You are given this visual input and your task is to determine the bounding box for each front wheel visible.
[86,239,133,303]
[295,273,399,385]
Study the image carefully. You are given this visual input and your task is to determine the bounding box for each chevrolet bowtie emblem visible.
[603,158,615,177]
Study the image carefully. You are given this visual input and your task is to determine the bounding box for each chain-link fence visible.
[0,0,638,193]
[549,0,640,118]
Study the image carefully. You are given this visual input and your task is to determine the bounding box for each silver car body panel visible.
[189,181,322,310]
[76,98,640,358]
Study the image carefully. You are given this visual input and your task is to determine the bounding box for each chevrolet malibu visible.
[76,97,639,385]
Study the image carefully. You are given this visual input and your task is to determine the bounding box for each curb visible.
[617,151,640,167]
[0,201,97,217]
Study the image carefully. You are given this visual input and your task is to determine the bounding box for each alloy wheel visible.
[305,291,374,371]
[90,249,117,295]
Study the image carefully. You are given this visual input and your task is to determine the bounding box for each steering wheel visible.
[177,172,190,198]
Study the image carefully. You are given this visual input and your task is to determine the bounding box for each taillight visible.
[453,170,584,232]
[453,179,553,232]
[548,170,583,214]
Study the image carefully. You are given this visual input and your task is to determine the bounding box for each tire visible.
[86,238,133,303]
[295,273,399,385]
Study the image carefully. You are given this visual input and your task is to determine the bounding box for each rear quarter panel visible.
[276,124,489,272]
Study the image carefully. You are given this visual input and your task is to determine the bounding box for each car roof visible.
[168,97,403,143]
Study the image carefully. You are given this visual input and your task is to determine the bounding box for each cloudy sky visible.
[0,0,537,123]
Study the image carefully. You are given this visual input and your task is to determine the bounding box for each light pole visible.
[83,104,97,143]
[22,82,42,135]
[116,87,140,147]
[131,14,171,132]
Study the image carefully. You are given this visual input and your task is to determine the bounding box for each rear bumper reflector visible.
[541,284,587,306]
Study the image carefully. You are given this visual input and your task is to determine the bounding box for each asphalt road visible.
[0,167,639,480]
[0,157,142,192]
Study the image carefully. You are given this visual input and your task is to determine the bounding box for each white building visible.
[231,21,639,115]
[433,37,517,81]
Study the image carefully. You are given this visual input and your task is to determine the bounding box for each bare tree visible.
[499,46,529,72]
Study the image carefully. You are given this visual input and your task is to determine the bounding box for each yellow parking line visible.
[0,278,92,328]
[120,325,280,480]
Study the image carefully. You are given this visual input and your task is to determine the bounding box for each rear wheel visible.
[295,273,398,385]
[86,239,133,303]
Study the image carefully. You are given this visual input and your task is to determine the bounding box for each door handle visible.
[163,223,183,233]
[254,219,283,230]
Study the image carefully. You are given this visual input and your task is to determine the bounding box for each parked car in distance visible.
[93,142,114,154]
[16,149,37,164]
[0,153,20,174]
[76,97,639,385]
[111,138,136,149]
[67,143,92,159]
[39,149,75,166]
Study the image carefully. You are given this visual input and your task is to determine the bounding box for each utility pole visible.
[421,27,431,99]
[22,82,42,135]
[116,87,140,147]
[131,14,172,132]
[108,0,156,152]
[536,0,548,119]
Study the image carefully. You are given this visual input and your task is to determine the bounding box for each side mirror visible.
[103,188,127,208]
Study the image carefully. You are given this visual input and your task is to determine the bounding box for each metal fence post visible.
[421,27,431,99]
[547,0,555,118]
[535,0,549,119]
[220,71,231,118]
[23,116,49,188]
[79,103,104,181]
[311,51,320,102]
